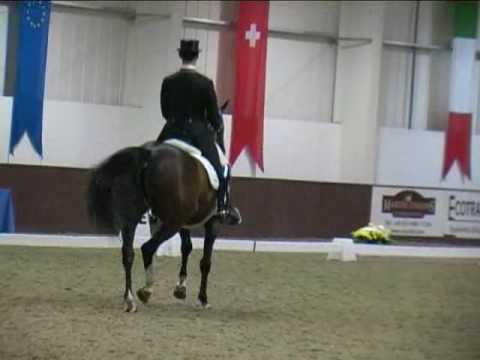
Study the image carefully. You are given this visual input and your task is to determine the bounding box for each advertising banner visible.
[370,187,447,238]
[446,191,480,238]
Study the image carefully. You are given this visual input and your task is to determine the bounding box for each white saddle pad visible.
[163,139,228,190]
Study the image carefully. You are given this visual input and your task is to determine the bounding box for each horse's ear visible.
[220,100,229,112]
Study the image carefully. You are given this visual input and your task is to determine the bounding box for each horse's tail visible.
[87,146,151,232]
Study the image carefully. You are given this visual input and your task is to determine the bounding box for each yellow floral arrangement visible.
[351,223,393,244]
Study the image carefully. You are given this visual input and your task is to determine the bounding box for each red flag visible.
[229,1,269,171]
[442,113,471,179]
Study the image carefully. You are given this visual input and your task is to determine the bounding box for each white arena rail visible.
[1,234,480,261]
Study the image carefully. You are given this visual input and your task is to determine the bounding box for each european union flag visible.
[9,0,51,157]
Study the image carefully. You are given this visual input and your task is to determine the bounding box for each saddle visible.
[162,139,228,190]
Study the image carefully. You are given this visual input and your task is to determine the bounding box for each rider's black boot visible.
[217,165,241,225]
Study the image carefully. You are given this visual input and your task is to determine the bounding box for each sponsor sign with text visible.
[446,191,480,238]
[371,187,480,239]
[371,187,446,238]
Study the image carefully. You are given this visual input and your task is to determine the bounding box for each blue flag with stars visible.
[9,0,51,157]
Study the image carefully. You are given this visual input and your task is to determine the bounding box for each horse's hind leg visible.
[173,228,193,300]
[121,224,137,313]
[137,224,179,304]
[197,219,220,309]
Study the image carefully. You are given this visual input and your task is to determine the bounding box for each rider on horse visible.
[156,39,240,224]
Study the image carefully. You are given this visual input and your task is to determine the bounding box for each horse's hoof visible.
[137,288,152,304]
[196,300,211,310]
[173,285,187,300]
[124,301,138,313]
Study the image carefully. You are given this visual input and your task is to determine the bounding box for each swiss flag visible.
[229,1,269,171]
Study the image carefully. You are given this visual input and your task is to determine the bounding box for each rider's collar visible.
[180,64,196,71]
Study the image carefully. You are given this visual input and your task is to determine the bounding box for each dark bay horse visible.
[87,108,232,312]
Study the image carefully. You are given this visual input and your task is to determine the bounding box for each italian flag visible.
[442,1,478,179]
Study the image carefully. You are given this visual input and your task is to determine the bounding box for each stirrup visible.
[216,207,241,225]
[226,207,242,225]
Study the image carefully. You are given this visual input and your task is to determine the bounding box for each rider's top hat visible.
[178,39,201,58]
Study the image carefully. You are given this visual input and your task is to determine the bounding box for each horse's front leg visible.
[121,224,137,313]
[173,228,193,300]
[137,224,178,304]
[198,219,219,309]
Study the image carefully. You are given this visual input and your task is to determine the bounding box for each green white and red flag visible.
[442,1,478,179]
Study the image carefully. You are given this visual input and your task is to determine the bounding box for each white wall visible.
[379,1,456,132]
[123,5,172,108]
[0,96,11,160]
[0,95,341,182]
[0,6,7,94]
[265,1,339,122]
[45,10,129,106]
[378,1,416,129]
[0,97,159,168]
[334,1,385,184]
[222,115,341,181]
[377,127,480,190]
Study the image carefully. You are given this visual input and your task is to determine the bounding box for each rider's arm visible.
[206,79,221,131]
[160,78,170,121]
